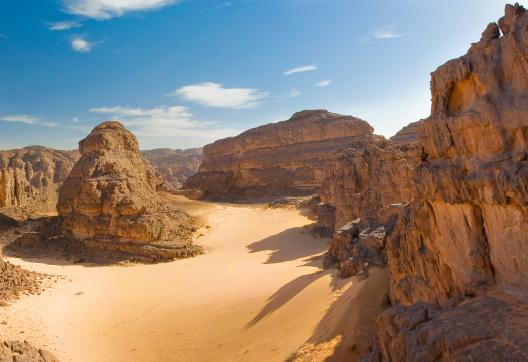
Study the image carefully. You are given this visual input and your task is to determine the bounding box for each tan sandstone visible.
[57,121,202,260]
[185,110,374,199]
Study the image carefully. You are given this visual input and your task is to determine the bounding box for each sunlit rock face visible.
[364,4,528,360]
[0,147,79,219]
[57,121,200,258]
[185,110,375,199]
[388,3,528,306]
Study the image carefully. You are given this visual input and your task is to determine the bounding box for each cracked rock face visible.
[363,293,528,362]
[0,147,79,220]
[57,121,199,258]
[185,110,375,199]
[365,4,528,360]
[388,3,528,306]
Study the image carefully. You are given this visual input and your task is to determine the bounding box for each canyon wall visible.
[317,126,417,277]
[185,110,375,199]
[364,4,528,359]
[0,146,202,219]
[0,147,79,219]
[142,148,203,190]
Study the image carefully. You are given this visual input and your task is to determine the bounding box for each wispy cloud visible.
[0,115,57,128]
[62,0,180,20]
[71,36,93,52]
[283,65,317,75]
[90,105,241,148]
[373,23,405,39]
[276,89,300,102]
[212,1,232,9]
[47,20,82,31]
[171,82,268,109]
[0,33,7,39]
[72,117,80,122]
[315,80,332,87]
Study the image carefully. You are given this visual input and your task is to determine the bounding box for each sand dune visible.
[0,199,388,362]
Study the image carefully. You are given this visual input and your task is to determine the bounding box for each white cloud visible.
[276,89,300,102]
[71,37,93,52]
[47,20,82,31]
[62,0,180,20]
[172,82,268,109]
[283,65,317,75]
[90,105,241,148]
[212,1,232,9]
[373,23,405,39]
[315,80,332,87]
[72,117,80,122]
[0,115,57,128]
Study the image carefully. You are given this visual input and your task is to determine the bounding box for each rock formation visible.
[0,340,58,362]
[142,148,203,191]
[363,4,528,359]
[57,121,202,260]
[317,128,416,276]
[0,147,79,219]
[185,110,374,199]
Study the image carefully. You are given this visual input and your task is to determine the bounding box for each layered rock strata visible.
[56,121,201,260]
[185,110,374,199]
[142,148,203,190]
[365,4,528,359]
[318,132,416,276]
[0,147,79,219]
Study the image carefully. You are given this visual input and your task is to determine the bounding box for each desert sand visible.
[0,197,388,362]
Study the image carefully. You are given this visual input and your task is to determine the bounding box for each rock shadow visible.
[245,270,333,329]
[293,268,389,361]
[246,226,330,264]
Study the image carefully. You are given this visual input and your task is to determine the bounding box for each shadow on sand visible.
[246,226,329,264]
[245,227,389,360]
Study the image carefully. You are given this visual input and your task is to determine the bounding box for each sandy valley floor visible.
[0,198,388,362]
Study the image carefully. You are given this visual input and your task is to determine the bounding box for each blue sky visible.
[0,0,519,149]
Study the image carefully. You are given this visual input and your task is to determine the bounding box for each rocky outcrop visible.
[0,340,58,362]
[389,120,422,146]
[364,293,528,361]
[317,131,415,276]
[57,121,202,260]
[185,110,374,199]
[0,147,79,219]
[388,3,528,306]
[142,148,203,190]
[0,258,43,306]
[365,4,528,359]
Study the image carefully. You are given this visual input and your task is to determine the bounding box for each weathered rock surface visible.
[365,4,528,360]
[388,3,528,306]
[363,293,528,362]
[142,148,203,190]
[0,147,79,220]
[56,121,202,260]
[0,340,58,362]
[185,110,374,199]
[0,258,43,306]
[317,131,415,276]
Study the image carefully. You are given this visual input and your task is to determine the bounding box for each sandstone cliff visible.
[0,147,79,219]
[185,110,374,199]
[142,148,203,190]
[57,121,202,260]
[363,4,528,360]
[317,128,416,277]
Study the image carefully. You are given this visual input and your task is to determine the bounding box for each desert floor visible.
[0,197,388,362]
